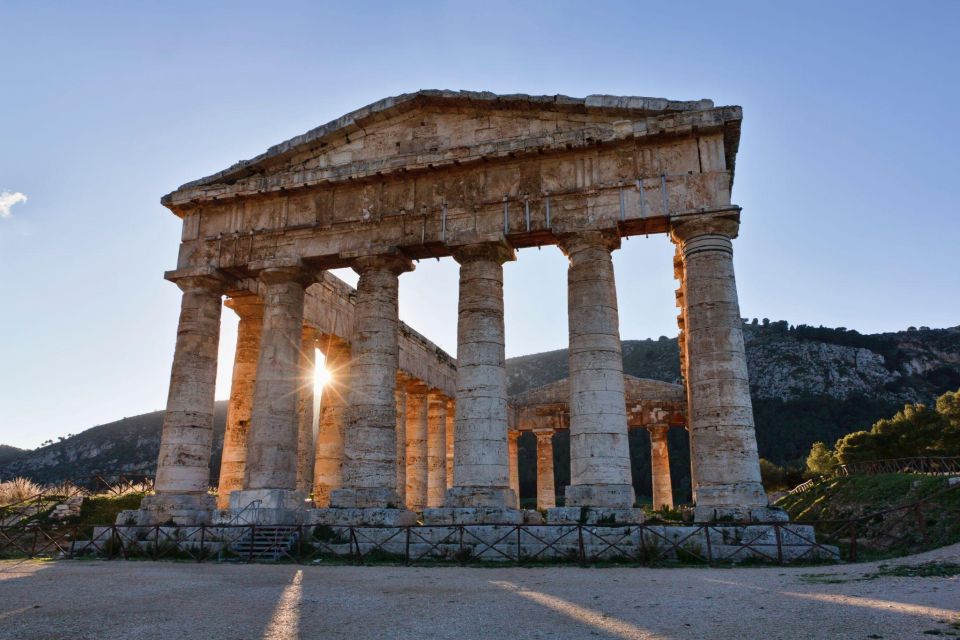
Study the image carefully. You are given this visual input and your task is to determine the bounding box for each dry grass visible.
[0,477,42,506]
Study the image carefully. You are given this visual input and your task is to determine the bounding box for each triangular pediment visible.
[163,90,733,207]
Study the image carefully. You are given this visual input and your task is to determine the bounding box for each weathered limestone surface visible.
[648,425,674,510]
[672,217,780,522]
[507,431,520,502]
[216,296,262,509]
[395,382,407,507]
[312,337,350,507]
[445,400,455,489]
[331,255,412,510]
[295,329,316,494]
[404,382,429,511]
[145,273,225,522]
[559,231,634,509]
[534,430,556,510]
[426,391,448,508]
[445,243,517,510]
[235,267,312,510]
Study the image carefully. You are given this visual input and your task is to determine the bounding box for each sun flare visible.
[313,362,332,395]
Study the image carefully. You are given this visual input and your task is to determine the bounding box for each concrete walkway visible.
[0,545,958,639]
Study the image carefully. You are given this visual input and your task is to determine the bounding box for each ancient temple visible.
[134,90,784,527]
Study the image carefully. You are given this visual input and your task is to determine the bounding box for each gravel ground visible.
[0,545,958,640]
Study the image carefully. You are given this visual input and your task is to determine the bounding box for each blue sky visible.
[1,1,958,449]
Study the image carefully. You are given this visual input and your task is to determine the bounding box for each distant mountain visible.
[0,445,25,466]
[2,323,958,504]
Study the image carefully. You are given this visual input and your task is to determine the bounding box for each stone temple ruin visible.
[129,90,794,539]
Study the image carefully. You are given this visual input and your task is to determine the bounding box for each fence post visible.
[516,525,522,566]
[248,524,255,563]
[199,525,205,563]
[703,525,713,566]
[458,525,466,566]
[577,525,586,566]
[404,526,411,566]
[914,505,929,545]
[774,523,784,565]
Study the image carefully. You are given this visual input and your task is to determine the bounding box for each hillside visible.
[1,323,958,504]
[0,445,25,465]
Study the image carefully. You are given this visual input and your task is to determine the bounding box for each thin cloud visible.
[0,191,28,218]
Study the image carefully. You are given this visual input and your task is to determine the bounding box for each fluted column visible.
[216,296,263,509]
[534,430,556,510]
[295,328,317,494]
[312,336,350,507]
[147,273,225,520]
[446,242,517,510]
[507,431,520,503]
[236,266,313,509]
[560,231,634,509]
[445,400,455,489]
[426,391,448,508]
[404,382,429,511]
[671,217,772,521]
[648,425,674,510]
[331,254,413,509]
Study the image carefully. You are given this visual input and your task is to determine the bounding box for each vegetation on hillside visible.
[803,388,960,476]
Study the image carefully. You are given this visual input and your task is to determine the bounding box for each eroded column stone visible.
[296,328,317,495]
[445,400,455,489]
[329,255,414,516]
[648,425,674,510]
[312,336,351,507]
[426,391,448,508]
[534,430,556,510]
[507,431,520,502]
[142,273,225,523]
[395,377,408,508]
[404,381,429,511]
[671,217,781,522]
[438,242,518,520]
[232,266,313,514]
[559,231,635,511]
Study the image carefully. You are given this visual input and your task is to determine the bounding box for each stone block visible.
[422,507,522,525]
[546,506,645,525]
[309,507,417,526]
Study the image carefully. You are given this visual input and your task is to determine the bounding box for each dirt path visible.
[0,545,957,640]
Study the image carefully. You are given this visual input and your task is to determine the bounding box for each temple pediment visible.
[162,90,740,209]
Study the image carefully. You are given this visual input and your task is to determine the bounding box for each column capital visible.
[533,429,555,441]
[405,379,430,394]
[351,252,415,276]
[225,295,264,319]
[670,215,739,244]
[165,267,230,294]
[507,429,520,442]
[556,229,621,257]
[450,241,515,265]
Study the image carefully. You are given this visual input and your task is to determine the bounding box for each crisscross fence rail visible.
[839,456,960,477]
[2,482,956,567]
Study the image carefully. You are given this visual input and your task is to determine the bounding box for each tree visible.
[805,441,839,476]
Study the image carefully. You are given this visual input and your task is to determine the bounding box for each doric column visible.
[295,328,317,495]
[534,430,556,510]
[148,272,225,519]
[395,376,408,508]
[331,254,414,510]
[671,217,773,521]
[675,245,698,502]
[312,336,350,507]
[507,431,520,503]
[648,425,674,510]
[559,231,634,509]
[446,242,517,510]
[237,266,314,509]
[404,381,429,511]
[445,400,455,489]
[426,391,448,508]
[216,296,263,509]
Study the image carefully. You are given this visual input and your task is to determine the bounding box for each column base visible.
[422,506,522,525]
[693,504,790,523]
[443,486,518,509]
[121,493,216,526]
[564,484,635,509]
[546,506,646,525]
[224,488,309,524]
[309,507,417,527]
[330,487,404,510]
